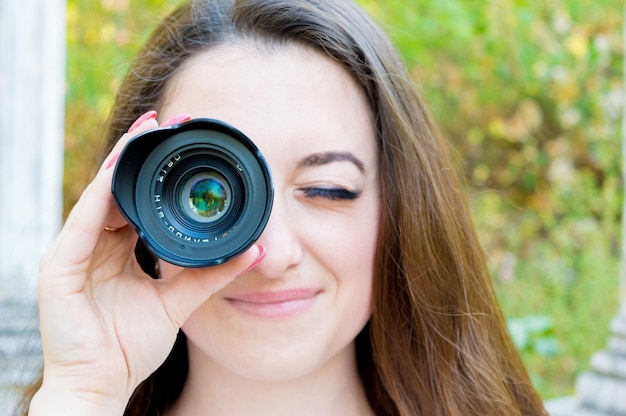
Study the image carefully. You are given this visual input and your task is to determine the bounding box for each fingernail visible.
[128,110,158,133]
[161,113,191,127]
[105,152,121,170]
[237,245,266,276]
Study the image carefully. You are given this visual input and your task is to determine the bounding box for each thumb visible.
[155,245,266,328]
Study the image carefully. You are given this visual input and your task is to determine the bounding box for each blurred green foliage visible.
[65,0,182,201]
[65,0,623,400]
[361,0,624,398]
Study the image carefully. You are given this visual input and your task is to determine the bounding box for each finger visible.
[159,113,191,127]
[42,113,160,271]
[101,113,161,229]
[156,245,266,327]
[88,225,139,275]
[99,112,159,175]
[44,172,118,272]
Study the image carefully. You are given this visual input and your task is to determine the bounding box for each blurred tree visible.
[360,0,621,210]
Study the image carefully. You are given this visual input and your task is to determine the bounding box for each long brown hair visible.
[22,1,547,415]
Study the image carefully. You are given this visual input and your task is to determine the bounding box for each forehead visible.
[160,43,377,168]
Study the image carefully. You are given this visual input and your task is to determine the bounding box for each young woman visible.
[23,0,547,414]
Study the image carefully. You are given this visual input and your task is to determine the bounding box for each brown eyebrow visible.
[296,151,365,173]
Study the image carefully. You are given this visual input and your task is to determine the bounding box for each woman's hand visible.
[29,112,264,415]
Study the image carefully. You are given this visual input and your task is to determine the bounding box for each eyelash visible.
[300,187,361,201]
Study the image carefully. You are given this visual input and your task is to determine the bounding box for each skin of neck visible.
[166,340,374,416]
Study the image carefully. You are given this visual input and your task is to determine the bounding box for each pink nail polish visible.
[128,110,158,133]
[237,246,267,276]
[105,152,121,170]
[162,113,191,127]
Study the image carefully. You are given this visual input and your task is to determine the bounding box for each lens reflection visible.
[180,171,231,223]
[190,177,227,218]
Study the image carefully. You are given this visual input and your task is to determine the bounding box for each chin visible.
[186,330,358,384]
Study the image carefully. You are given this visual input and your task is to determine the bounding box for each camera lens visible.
[111,118,273,268]
[181,171,231,223]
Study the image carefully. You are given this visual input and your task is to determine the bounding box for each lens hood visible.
[112,118,273,268]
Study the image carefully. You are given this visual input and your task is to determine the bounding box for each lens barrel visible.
[112,118,273,268]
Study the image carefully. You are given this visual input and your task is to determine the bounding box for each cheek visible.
[333,202,380,270]
[321,218,378,329]
[341,202,380,309]
[305,202,380,297]
[332,226,377,279]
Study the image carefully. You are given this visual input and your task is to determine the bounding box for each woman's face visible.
[158,43,380,381]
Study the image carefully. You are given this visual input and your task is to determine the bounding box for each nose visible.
[251,194,303,278]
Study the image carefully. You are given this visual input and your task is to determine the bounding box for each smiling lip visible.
[224,289,321,319]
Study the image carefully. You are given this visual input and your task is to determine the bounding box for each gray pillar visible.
[548,307,626,415]
[0,0,65,413]
[0,0,65,299]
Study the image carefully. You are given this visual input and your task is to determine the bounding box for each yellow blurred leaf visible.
[553,79,580,103]
[473,164,491,184]
[99,23,116,43]
[489,117,506,138]
[66,4,79,26]
[84,27,100,46]
[565,31,588,58]
[101,0,129,12]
